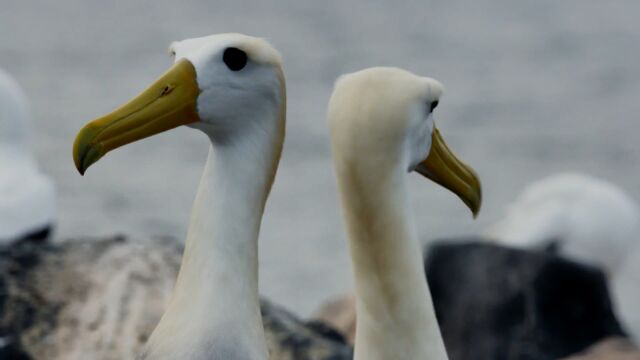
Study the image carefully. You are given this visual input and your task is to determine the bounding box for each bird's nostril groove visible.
[161,85,173,96]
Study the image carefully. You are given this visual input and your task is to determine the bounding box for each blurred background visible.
[1,0,639,317]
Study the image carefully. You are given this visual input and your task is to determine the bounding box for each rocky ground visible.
[0,236,351,360]
[2,236,637,360]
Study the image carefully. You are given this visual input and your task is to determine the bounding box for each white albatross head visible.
[328,67,481,216]
[73,33,285,175]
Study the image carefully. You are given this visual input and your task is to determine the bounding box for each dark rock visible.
[15,226,53,244]
[0,339,33,360]
[426,240,626,360]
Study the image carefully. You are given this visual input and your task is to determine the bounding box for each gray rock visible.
[0,236,351,360]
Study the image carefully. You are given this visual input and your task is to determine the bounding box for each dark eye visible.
[429,100,439,112]
[223,47,248,71]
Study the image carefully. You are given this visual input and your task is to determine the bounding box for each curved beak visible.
[73,58,200,175]
[415,128,482,217]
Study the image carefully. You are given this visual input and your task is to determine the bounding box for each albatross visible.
[73,33,285,360]
[486,173,640,274]
[328,67,482,360]
[0,68,55,243]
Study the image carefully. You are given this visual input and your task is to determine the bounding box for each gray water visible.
[1,1,639,317]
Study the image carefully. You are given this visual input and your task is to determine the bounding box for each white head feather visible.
[0,68,55,242]
[487,173,640,273]
[171,34,285,145]
[329,67,444,175]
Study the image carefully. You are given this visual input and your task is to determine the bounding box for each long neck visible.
[335,160,448,360]
[143,137,278,360]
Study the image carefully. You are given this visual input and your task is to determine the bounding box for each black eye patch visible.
[430,100,439,112]
[223,47,248,71]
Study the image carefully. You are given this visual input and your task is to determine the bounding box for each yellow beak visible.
[415,128,482,217]
[73,58,200,175]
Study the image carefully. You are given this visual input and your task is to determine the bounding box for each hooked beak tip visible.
[73,130,102,176]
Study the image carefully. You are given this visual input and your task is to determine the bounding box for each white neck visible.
[335,160,448,360]
[142,130,280,360]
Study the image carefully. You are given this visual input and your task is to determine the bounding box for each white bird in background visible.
[486,173,640,273]
[73,33,286,360]
[486,173,640,338]
[328,67,482,360]
[0,68,55,243]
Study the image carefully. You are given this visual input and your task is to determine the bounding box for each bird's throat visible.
[336,164,449,360]
[143,144,271,360]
